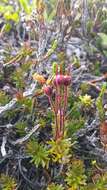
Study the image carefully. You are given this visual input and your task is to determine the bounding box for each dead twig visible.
[0,98,17,116]
[18,159,41,189]
[0,83,36,117]
[1,136,7,157]
[90,73,107,84]
[0,124,13,128]
[10,124,40,145]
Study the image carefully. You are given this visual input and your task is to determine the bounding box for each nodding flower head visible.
[43,85,53,96]
[63,75,71,86]
[53,74,64,86]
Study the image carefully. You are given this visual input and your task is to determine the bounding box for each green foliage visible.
[11,68,26,90]
[1,1,107,189]
[26,139,50,168]
[1,0,8,2]
[84,172,107,190]
[99,32,107,45]
[52,62,58,75]
[68,101,81,120]
[80,83,90,94]
[93,61,101,76]
[93,173,107,190]
[44,0,57,22]
[18,97,33,113]
[101,20,107,33]
[96,84,106,121]
[86,19,94,35]
[66,117,85,136]
[66,98,85,137]
[0,0,36,26]
[47,183,64,190]
[21,61,31,72]
[0,174,17,190]
[4,109,19,122]
[79,94,93,108]
[96,33,107,55]
[11,62,31,90]
[15,121,27,136]
[39,111,53,127]
[19,0,32,14]
[0,2,19,24]
[4,12,19,22]
[46,40,58,57]
[4,23,12,32]
[72,55,81,68]
[48,138,71,164]
[68,94,77,108]
[0,91,10,106]
[65,159,87,189]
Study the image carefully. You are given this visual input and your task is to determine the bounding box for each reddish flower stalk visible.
[55,91,58,114]
[62,109,64,136]
[55,114,59,140]
[64,85,68,113]
[54,67,71,140]
[43,65,71,141]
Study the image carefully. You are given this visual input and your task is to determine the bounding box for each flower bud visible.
[53,75,64,86]
[43,85,52,96]
[33,73,46,84]
[63,75,71,86]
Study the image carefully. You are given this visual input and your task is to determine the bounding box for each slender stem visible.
[55,88,58,114]
[55,86,61,139]
[56,111,60,140]
[60,109,62,136]
[62,86,68,137]
[55,65,58,114]
[64,86,68,113]
[55,87,59,140]
[59,86,62,134]
[62,109,64,137]
[57,86,60,112]
[55,113,59,140]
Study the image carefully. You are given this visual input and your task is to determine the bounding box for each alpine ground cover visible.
[1,0,107,189]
